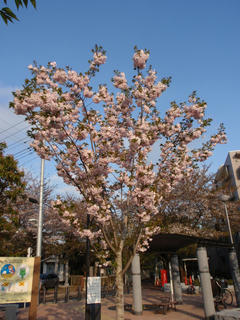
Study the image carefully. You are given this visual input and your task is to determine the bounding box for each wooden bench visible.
[143,297,177,315]
[124,297,177,315]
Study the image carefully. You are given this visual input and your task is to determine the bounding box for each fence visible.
[39,275,118,304]
[39,285,82,304]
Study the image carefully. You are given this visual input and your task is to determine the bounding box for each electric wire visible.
[15,150,35,161]
[19,155,39,167]
[0,117,12,126]
[0,120,26,135]
[1,124,29,141]
[14,147,32,158]
[7,137,31,149]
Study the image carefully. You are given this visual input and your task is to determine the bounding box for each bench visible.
[144,297,177,315]
[124,297,177,315]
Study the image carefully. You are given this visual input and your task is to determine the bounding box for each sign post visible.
[86,276,101,320]
[29,257,41,320]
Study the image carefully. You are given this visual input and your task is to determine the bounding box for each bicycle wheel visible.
[222,289,233,306]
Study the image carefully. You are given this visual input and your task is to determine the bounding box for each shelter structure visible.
[142,233,233,319]
[149,233,231,253]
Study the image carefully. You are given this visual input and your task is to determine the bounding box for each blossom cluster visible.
[133,49,149,69]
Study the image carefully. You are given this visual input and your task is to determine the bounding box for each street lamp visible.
[218,194,234,245]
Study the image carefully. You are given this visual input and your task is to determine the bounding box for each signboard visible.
[87,277,101,304]
[0,257,34,303]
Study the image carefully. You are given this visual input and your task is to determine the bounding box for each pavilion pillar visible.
[171,254,183,304]
[197,246,215,319]
[229,248,240,306]
[131,253,143,315]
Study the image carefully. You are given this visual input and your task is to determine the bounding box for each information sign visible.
[0,257,34,303]
[87,276,101,304]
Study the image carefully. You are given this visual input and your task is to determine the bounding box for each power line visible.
[0,117,12,126]
[6,146,33,160]
[7,137,31,150]
[0,120,26,135]
[19,155,39,167]
[14,147,32,158]
[1,124,29,140]
[15,150,35,161]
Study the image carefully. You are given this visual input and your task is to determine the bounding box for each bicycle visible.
[211,278,233,310]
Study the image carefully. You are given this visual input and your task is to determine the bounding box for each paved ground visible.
[1,286,237,319]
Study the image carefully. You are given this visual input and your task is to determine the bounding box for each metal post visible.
[197,246,215,319]
[171,255,183,304]
[36,159,45,257]
[131,254,143,315]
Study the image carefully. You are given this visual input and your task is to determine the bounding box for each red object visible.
[189,276,192,285]
[155,278,160,286]
[161,269,167,287]
[184,276,188,285]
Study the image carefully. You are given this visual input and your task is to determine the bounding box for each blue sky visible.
[0,0,239,195]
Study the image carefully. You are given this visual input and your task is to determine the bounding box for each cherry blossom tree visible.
[159,165,240,238]
[10,172,68,257]
[10,45,226,319]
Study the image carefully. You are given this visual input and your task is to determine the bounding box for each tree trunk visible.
[116,250,124,320]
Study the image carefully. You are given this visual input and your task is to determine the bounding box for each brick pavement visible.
[4,286,237,319]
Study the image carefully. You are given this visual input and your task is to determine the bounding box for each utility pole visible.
[36,159,45,257]
[29,159,45,320]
